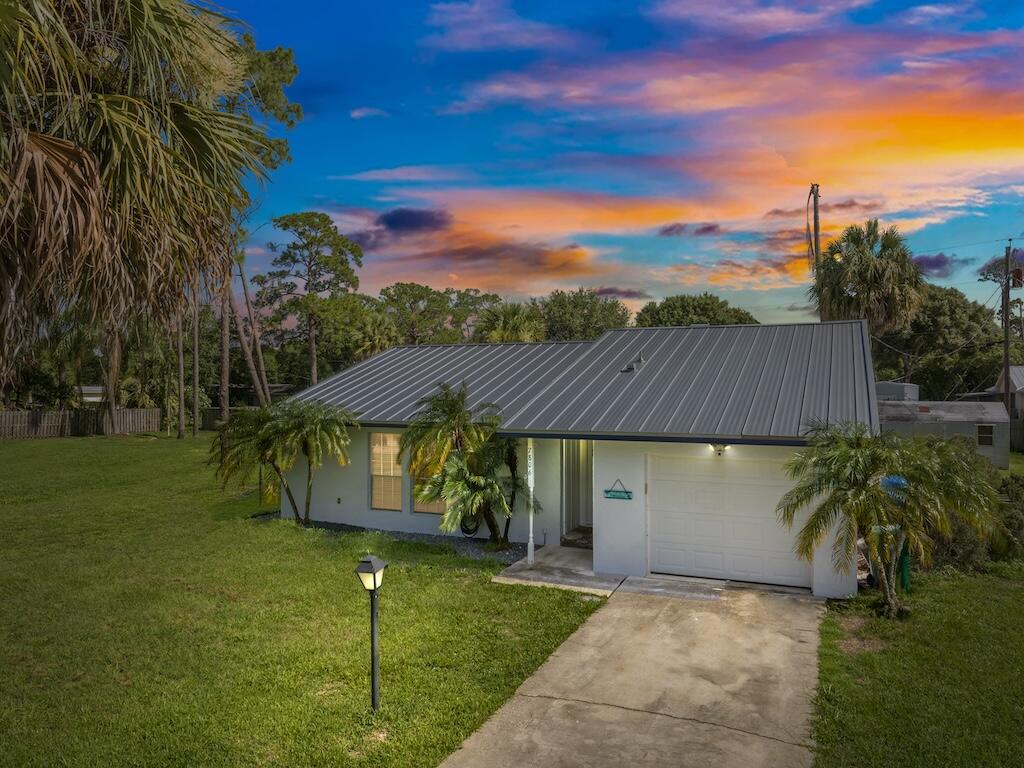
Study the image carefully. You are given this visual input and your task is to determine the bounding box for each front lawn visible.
[1007,450,1024,477]
[814,564,1024,767]
[0,435,599,767]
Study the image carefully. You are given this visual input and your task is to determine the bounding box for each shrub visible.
[930,474,1024,571]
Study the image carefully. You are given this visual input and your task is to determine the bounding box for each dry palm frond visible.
[0,0,273,382]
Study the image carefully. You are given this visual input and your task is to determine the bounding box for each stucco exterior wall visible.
[282,431,562,545]
[591,440,857,599]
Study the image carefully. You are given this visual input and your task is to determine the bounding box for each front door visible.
[562,439,594,532]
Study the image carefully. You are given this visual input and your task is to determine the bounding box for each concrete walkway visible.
[440,588,824,768]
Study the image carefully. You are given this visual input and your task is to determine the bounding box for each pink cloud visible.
[649,0,874,36]
[335,165,469,182]
[349,106,389,119]
[424,0,578,51]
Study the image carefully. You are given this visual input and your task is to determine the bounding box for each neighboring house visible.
[78,385,104,404]
[289,321,879,599]
[987,367,1024,417]
[878,399,1009,469]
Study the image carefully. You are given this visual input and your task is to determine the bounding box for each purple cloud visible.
[594,286,652,300]
[658,222,722,237]
[377,208,453,233]
[914,252,971,278]
[764,198,881,219]
[976,248,1024,276]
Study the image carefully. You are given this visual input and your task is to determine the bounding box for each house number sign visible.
[603,479,633,500]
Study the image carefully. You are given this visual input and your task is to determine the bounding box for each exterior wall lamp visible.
[711,443,728,456]
[354,554,388,711]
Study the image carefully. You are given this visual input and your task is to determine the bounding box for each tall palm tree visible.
[809,219,924,334]
[1,1,273,391]
[777,422,999,616]
[475,303,545,343]
[354,312,400,360]
[400,383,511,542]
[273,401,357,525]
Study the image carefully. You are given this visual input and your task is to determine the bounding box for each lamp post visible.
[354,554,388,712]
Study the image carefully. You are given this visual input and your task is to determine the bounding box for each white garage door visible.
[647,452,812,588]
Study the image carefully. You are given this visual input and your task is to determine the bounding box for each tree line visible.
[6,209,1014,419]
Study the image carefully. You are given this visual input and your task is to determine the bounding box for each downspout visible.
[527,437,535,565]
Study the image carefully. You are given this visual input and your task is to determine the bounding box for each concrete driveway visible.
[441,586,824,768]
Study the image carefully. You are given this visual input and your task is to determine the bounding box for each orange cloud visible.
[409,187,744,239]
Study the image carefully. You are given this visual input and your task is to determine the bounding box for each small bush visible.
[930,475,1024,571]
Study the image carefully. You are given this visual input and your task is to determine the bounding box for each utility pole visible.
[810,183,821,263]
[1004,242,1013,419]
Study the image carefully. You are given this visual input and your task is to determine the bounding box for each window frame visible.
[412,473,446,515]
[977,423,995,447]
[369,432,403,512]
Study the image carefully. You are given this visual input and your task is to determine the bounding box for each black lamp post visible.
[354,554,388,711]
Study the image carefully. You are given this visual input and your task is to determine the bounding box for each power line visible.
[910,236,1016,254]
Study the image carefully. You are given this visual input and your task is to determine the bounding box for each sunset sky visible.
[239,0,1024,322]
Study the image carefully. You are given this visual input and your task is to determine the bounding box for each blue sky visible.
[234,0,1024,321]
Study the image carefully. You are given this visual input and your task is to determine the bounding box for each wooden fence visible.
[0,408,162,439]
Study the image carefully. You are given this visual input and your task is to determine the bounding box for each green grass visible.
[1005,451,1024,477]
[0,435,600,767]
[814,564,1024,767]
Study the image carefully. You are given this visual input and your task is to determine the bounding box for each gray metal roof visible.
[989,366,1024,393]
[295,320,878,443]
[879,400,1008,424]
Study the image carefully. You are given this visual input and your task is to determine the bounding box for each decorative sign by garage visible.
[603,479,633,500]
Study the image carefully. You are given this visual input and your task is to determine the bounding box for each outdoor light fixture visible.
[354,554,388,711]
[711,443,728,457]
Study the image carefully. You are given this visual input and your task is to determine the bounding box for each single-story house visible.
[289,320,878,599]
[986,367,1024,417]
[878,400,1009,469]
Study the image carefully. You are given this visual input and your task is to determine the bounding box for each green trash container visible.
[898,540,911,592]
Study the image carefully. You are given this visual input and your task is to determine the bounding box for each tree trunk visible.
[480,501,501,543]
[192,278,200,437]
[237,262,272,403]
[872,545,902,618]
[309,320,318,386]
[101,328,122,435]
[304,454,314,526]
[175,313,186,439]
[271,462,301,522]
[220,285,230,422]
[230,293,268,407]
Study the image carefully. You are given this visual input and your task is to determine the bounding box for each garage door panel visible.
[648,455,811,589]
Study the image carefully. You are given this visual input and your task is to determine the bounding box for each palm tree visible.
[400,383,511,542]
[354,313,400,360]
[809,219,924,334]
[777,422,999,616]
[211,407,302,522]
[1,1,273,392]
[273,401,357,525]
[211,401,356,525]
[475,303,545,343]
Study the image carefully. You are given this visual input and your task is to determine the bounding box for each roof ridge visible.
[383,339,595,350]
[608,319,863,331]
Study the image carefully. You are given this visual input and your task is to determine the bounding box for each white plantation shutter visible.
[371,433,402,510]
[414,476,446,515]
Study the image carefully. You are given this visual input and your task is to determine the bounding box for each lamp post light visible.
[354,554,388,712]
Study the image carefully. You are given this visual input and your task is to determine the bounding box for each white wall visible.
[282,430,562,545]
[591,440,857,599]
